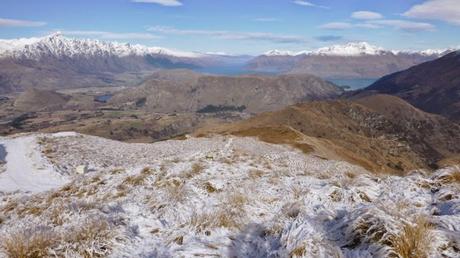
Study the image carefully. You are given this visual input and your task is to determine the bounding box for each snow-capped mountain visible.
[263,42,454,57]
[250,42,457,79]
[0,34,244,93]
[0,32,204,60]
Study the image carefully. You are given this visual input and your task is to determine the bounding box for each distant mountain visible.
[110,71,343,113]
[196,94,460,173]
[248,42,454,79]
[363,51,460,122]
[0,34,250,93]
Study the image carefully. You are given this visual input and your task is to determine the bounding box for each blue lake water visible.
[94,94,113,103]
[0,144,6,163]
[327,78,378,90]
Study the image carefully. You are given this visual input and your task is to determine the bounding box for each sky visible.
[0,0,459,55]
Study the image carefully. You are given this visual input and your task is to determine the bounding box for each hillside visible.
[195,94,460,173]
[13,88,71,111]
[0,132,459,257]
[110,72,343,113]
[364,51,460,121]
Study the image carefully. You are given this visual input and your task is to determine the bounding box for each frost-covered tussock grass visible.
[0,133,459,257]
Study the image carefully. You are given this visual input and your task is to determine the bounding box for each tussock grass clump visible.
[164,179,188,203]
[190,192,249,231]
[2,227,57,258]
[183,163,205,179]
[248,169,264,179]
[120,167,154,187]
[66,219,113,254]
[290,245,306,257]
[290,185,309,200]
[203,182,218,193]
[391,216,432,258]
[436,169,460,185]
[122,174,147,186]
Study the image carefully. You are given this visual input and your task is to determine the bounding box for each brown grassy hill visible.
[364,51,460,121]
[110,73,342,113]
[13,88,71,111]
[195,94,460,174]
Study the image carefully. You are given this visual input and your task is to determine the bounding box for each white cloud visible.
[61,30,161,40]
[319,22,354,30]
[370,20,435,32]
[131,0,182,6]
[148,26,308,44]
[404,0,460,26]
[320,19,434,32]
[0,18,46,27]
[293,0,328,9]
[351,11,383,20]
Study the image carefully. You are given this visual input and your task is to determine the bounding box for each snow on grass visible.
[0,133,459,257]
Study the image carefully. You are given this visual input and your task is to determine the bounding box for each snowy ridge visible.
[0,33,204,59]
[313,42,386,56]
[0,132,459,257]
[264,42,456,57]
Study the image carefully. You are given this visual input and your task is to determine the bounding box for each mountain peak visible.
[0,34,206,59]
[313,42,385,56]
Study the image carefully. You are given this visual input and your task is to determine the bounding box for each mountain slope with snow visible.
[0,132,459,257]
[0,33,203,59]
[0,34,214,93]
[262,42,454,57]
[250,42,456,79]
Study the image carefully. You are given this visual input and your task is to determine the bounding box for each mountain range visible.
[247,42,454,79]
[0,35,456,94]
[0,34,249,93]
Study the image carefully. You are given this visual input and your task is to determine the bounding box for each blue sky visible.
[0,0,459,54]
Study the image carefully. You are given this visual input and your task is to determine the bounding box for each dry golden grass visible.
[110,168,126,175]
[437,169,460,185]
[165,179,188,203]
[203,182,218,193]
[122,174,148,186]
[232,126,313,154]
[190,192,248,231]
[290,185,309,200]
[2,228,57,258]
[391,217,432,258]
[183,163,205,179]
[290,245,306,257]
[248,169,264,179]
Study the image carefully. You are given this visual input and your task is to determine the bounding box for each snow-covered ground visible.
[0,133,459,257]
[0,134,70,193]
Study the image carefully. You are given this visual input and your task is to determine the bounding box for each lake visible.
[327,78,378,90]
[94,94,113,103]
[0,144,6,163]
